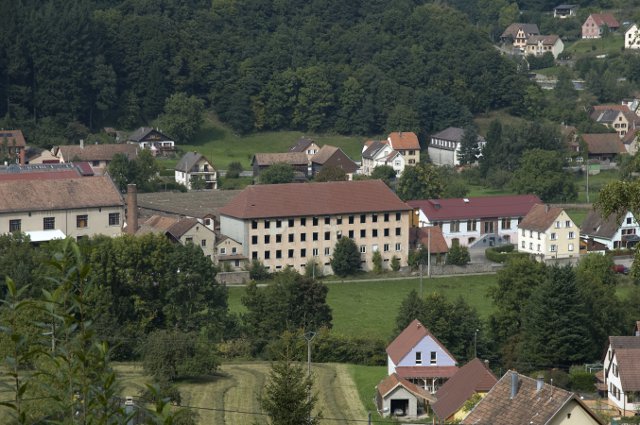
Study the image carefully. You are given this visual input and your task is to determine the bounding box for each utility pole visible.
[474,328,479,358]
[303,330,316,424]
[427,225,431,278]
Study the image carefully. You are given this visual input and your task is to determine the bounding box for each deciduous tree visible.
[330,238,361,277]
[397,162,444,201]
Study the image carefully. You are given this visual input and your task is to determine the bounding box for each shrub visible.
[391,255,401,271]
[304,258,323,279]
[485,244,520,263]
[226,161,243,178]
[569,367,596,392]
[372,251,383,274]
[248,259,270,281]
[446,244,470,266]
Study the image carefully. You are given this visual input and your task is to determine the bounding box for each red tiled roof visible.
[0,170,81,181]
[590,13,619,28]
[0,130,26,147]
[433,359,498,421]
[219,180,411,219]
[388,132,420,150]
[377,373,436,402]
[409,226,448,254]
[407,195,541,221]
[387,319,457,365]
[616,348,640,391]
[582,133,626,155]
[518,204,564,233]
[396,366,459,379]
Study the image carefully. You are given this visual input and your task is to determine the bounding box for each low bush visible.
[569,366,596,392]
[485,244,527,263]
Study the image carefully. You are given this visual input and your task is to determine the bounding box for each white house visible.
[525,35,564,58]
[408,195,541,249]
[581,210,640,250]
[428,127,486,167]
[518,204,579,260]
[604,329,640,416]
[626,24,640,49]
[175,152,217,190]
[386,319,458,393]
[361,132,419,176]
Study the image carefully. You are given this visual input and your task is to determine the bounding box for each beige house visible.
[525,35,564,58]
[218,180,411,274]
[500,23,540,49]
[54,142,139,174]
[288,138,321,164]
[361,132,420,177]
[0,175,124,240]
[137,215,216,260]
[626,24,640,49]
[517,204,579,261]
[590,105,640,140]
[214,235,246,271]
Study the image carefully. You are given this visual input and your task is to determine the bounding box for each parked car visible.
[612,264,630,274]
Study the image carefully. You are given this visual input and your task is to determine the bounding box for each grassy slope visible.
[228,274,497,341]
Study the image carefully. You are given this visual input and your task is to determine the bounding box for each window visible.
[276,234,282,243]
[565,220,571,228]
[501,218,511,229]
[324,216,330,225]
[336,217,342,225]
[288,234,294,243]
[349,230,354,238]
[232,247,237,254]
[43,217,55,230]
[264,251,270,259]
[264,220,270,229]
[451,221,460,232]
[288,249,294,258]
[276,219,282,228]
[324,231,330,241]
[324,247,330,255]
[384,244,390,252]
[395,243,401,251]
[395,227,401,236]
[529,230,533,237]
[9,219,21,232]
[468,220,477,231]
[396,213,401,221]
[252,220,258,229]
[185,237,193,243]
[108,213,120,226]
[521,229,525,237]
[252,251,258,259]
[312,248,319,256]
[568,243,574,251]
[76,215,88,229]
[555,221,560,228]
[550,245,557,252]
[201,240,206,247]
[537,232,541,240]
[288,219,294,227]
[430,351,437,365]
[529,242,533,250]
[220,247,227,254]
[313,217,319,226]
[627,217,633,224]
[264,235,270,244]
[276,250,282,259]
[360,245,366,253]
[415,352,422,365]
[384,228,390,237]
[300,249,306,258]
[360,214,366,223]
[522,241,525,248]
[300,218,306,226]
[360,229,366,238]
[372,229,378,237]
[372,214,378,223]
[537,244,541,251]
[550,233,557,240]
[313,232,319,241]
[384,213,389,222]
[568,231,575,239]
[301,233,306,242]
[349,215,354,224]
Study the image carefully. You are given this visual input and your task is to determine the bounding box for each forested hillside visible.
[0,0,529,145]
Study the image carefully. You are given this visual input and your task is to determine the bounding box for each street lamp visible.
[474,328,479,358]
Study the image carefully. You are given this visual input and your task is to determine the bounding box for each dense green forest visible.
[0,0,535,146]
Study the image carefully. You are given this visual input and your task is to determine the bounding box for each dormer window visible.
[415,352,422,365]
[430,351,437,365]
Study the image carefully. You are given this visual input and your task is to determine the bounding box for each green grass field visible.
[228,274,497,341]
[565,34,624,57]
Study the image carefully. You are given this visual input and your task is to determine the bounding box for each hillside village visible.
[5,0,640,424]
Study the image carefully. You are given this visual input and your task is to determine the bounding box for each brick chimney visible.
[126,184,138,235]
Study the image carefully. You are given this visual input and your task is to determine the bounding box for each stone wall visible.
[217,271,250,285]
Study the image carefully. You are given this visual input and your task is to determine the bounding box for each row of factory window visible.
[9,213,120,232]
[251,243,402,260]
[251,212,403,229]
[251,228,402,244]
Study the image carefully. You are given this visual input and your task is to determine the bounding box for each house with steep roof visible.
[360,132,419,177]
[500,23,541,49]
[409,226,449,264]
[554,4,579,19]
[581,133,627,161]
[175,152,217,190]
[590,105,640,144]
[127,127,175,156]
[54,141,139,174]
[386,319,458,393]
[428,127,486,167]
[251,152,309,179]
[137,215,216,260]
[581,209,640,250]
[310,145,359,179]
[408,195,541,249]
[582,13,620,38]
[461,371,604,424]
[214,235,246,271]
[626,24,640,49]
[603,330,640,416]
[218,180,411,274]
[288,137,320,163]
[525,34,564,58]
[0,130,26,165]
[0,175,124,240]
[433,358,497,424]
[376,373,436,418]
[387,132,420,166]
[518,204,579,260]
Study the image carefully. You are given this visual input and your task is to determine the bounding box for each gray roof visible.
[127,127,173,142]
[252,152,308,166]
[362,141,387,159]
[137,190,242,219]
[501,23,540,39]
[555,4,578,10]
[430,127,486,145]
[595,110,620,124]
[580,209,625,239]
[289,138,315,152]
[175,152,214,172]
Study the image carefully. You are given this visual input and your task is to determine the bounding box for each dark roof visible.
[377,373,436,402]
[526,35,560,46]
[252,152,308,166]
[430,127,486,145]
[127,127,173,142]
[311,145,359,173]
[461,371,604,425]
[580,209,627,239]
[609,336,640,350]
[288,138,316,152]
[219,180,411,220]
[167,217,200,239]
[433,359,498,421]
[57,144,139,162]
[409,226,449,254]
[362,140,387,160]
[518,204,565,232]
[137,190,242,219]
[386,319,457,365]
[554,4,578,9]
[0,130,26,147]
[582,133,626,155]
[407,195,541,221]
[175,152,214,172]
[501,23,540,39]
[0,176,124,213]
[0,163,91,181]
[616,347,640,391]
[137,215,179,235]
[388,132,420,150]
